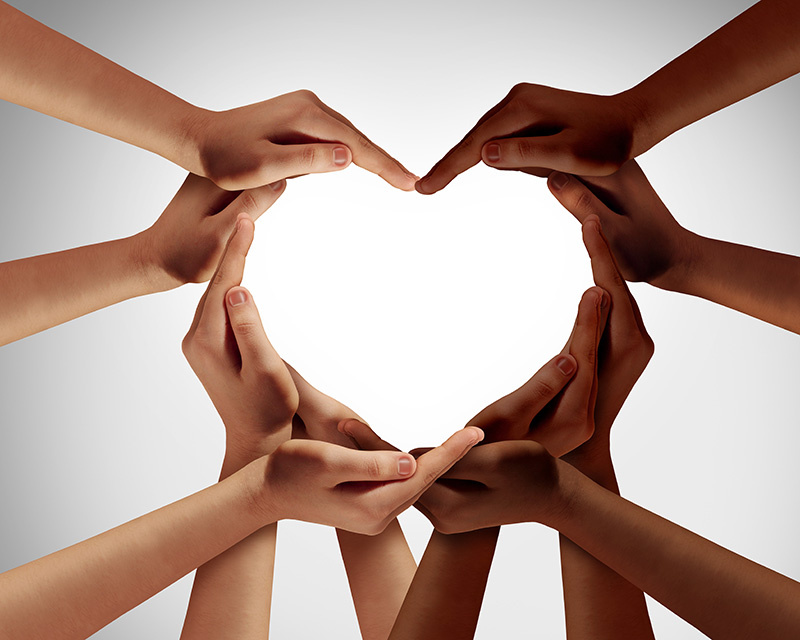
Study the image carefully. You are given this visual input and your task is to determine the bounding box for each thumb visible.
[267,143,352,179]
[325,447,418,482]
[225,286,284,373]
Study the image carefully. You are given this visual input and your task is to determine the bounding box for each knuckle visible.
[237,191,258,214]
[364,456,384,481]
[300,145,317,167]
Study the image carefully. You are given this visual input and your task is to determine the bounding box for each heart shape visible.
[245,168,593,450]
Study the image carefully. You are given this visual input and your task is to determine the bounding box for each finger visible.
[476,354,578,443]
[325,447,418,483]
[439,440,547,482]
[339,419,400,452]
[225,286,284,373]
[483,131,600,175]
[265,142,353,181]
[312,108,418,191]
[417,103,536,194]
[383,427,485,521]
[408,447,433,459]
[547,171,616,225]
[186,214,255,340]
[582,216,640,334]
[217,180,286,225]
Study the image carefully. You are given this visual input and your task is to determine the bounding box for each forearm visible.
[624,0,800,155]
[181,453,280,640]
[0,458,272,640]
[337,520,416,640]
[656,232,800,333]
[554,462,800,639]
[0,1,205,171]
[389,528,499,640]
[0,233,172,346]
[558,451,654,640]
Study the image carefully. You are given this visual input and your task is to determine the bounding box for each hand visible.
[342,421,561,535]
[417,83,644,194]
[471,285,609,457]
[260,427,484,536]
[286,364,364,449]
[182,214,298,473]
[547,160,697,287]
[134,173,286,290]
[563,215,655,476]
[191,90,417,191]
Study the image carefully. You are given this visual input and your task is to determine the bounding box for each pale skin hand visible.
[0,429,481,640]
[287,367,416,640]
[417,0,800,193]
[547,160,800,334]
[180,214,298,640]
[0,174,283,347]
[342,288,608,640]
[0,2,415,191]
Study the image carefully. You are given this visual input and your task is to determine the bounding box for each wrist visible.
[563,445,619,494]
[127,229,184,293]
[650,228,704,293]
[237,455,280,526]
[174,104,216,177]
[614,85,658,158]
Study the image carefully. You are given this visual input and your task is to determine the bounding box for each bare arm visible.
[419,0,800,191]
[0,175,283,347]
[0,2,415,190]
[548,160,800,334]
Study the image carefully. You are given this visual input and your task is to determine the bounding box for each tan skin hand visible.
[135,173,287,290]
[472,285,609,457]
[417,83,643,194]
[182,214,298,469]
[193,90,418,191]
[547,160,696,287]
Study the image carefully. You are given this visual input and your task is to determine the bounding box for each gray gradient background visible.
[1,0,799,637]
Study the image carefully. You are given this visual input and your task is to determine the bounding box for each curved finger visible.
[339,419,400,452]
[547,171,616,225]
[217,180,286,225]
[186,214,255,340]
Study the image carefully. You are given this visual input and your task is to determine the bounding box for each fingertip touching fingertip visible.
[227,287,249,307]
[268,179,285,192]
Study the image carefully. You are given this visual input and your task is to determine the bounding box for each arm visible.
[0,2,414,190]
[420,441,800,638]
[388,529,499,640]
[548,160,800,334]
[287,367,416,640]
[343,288,607,639]
[418,0,800,192]
[0,174,283,346]
[558,218,655,639]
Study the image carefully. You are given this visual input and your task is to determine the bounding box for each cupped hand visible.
[261,427,484,536]
[417,83,643,194]
[547,159,697,287]
[561,215,655,476]
[341,420,562,535]
[471,285,609,457]
[182,214,298,472]
[135,173,285,289]
[192,90,417,191]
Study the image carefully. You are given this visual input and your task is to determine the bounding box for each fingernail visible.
[268,180,284,191]
[549,172,568,190]
[600,291,609,309]
[485,143,501,163]
[415,179,430,194]
[556,356,575,376]
[333,147,349,166]
[398,457,413,476]
[228,289,248,307]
